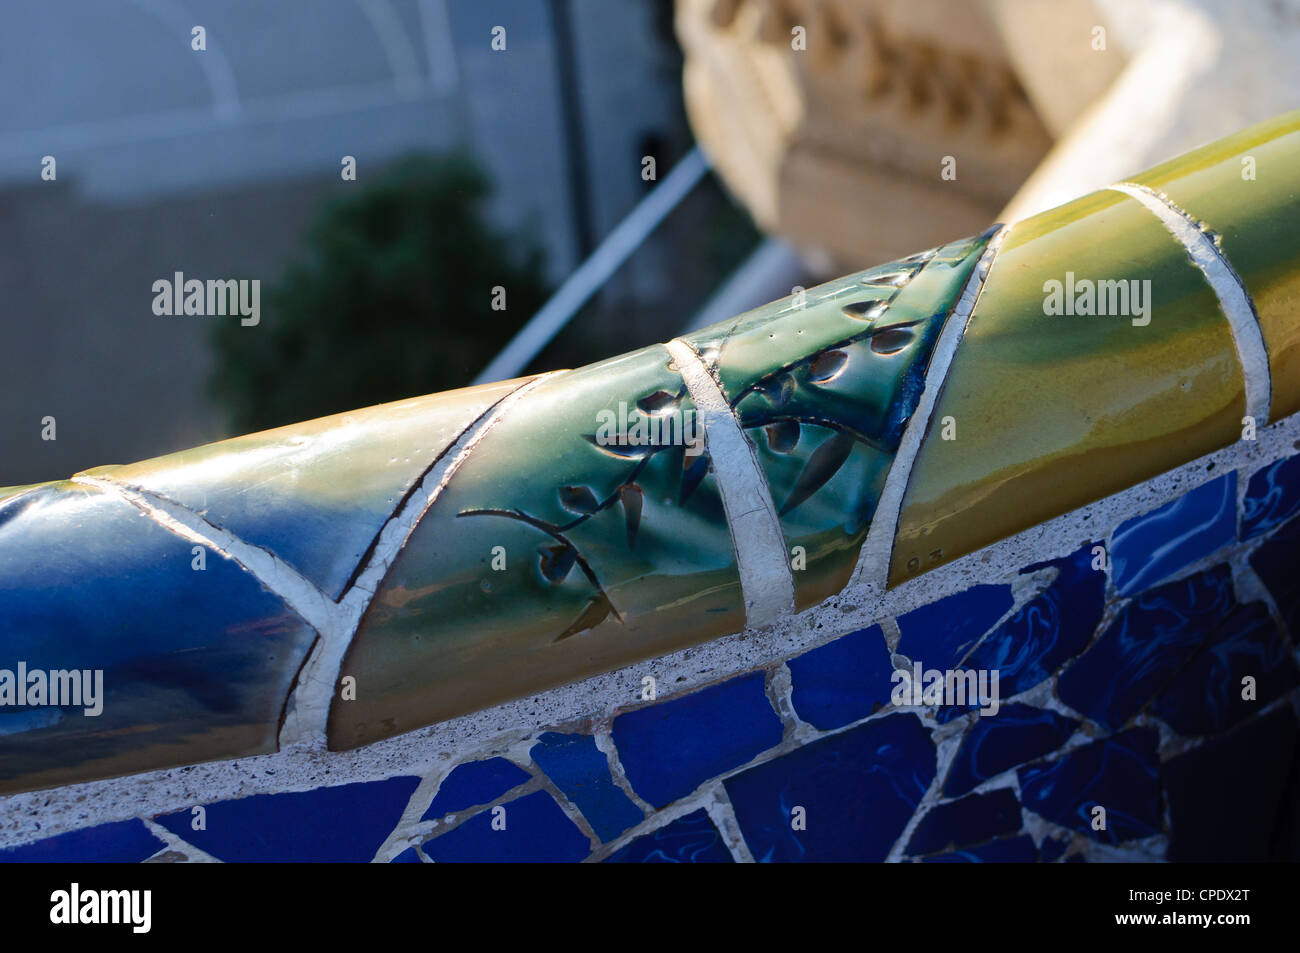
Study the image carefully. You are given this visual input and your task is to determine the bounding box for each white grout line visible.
[9,410,1300,851]
[664,339,796,627]
[280,373,554,748]
[71,475,340,637]
[1109,182,1271,424]
[139,817,222,864]
[702,785,757,863]
[78,374,554,752]
[852,226,1008,593]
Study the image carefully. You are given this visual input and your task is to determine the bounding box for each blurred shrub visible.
[211,153,549,434]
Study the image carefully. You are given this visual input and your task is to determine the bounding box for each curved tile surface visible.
[0,483,317,794]
[891,188,1247,585]
[0,112,1297,791]
[84,380,523,600]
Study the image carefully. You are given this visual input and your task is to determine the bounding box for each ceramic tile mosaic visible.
[2,115,1300,863]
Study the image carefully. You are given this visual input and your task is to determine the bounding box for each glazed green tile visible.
[685,231,994,608]
[891,189,1245,587]
[84,379,523,600]
[0,481,317,794]
[330,345,744,750]
[1128,110,1300,419]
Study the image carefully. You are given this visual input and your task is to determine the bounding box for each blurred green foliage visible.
[211,154,549,434]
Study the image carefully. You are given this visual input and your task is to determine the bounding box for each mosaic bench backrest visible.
[2,112,1299,862]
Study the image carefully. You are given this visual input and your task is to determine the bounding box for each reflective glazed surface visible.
[684,231,994,608]
[1,115,1297,791]
[891,189,1246,585]
[85,381,522,599]
[1129,112,1300,418]
[0,483,317,794]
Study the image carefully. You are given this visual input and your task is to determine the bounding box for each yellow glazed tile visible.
[1128,110,1300,419]
[890,189,1246,586]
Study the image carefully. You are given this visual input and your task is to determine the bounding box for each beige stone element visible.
[999,0,1300,223]
[677,0,1054,271]
[679,0,1300,268]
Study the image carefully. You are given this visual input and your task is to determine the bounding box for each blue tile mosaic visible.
[1110,473,1236,595]
[421,757,531,821]
[1250,515,1300,631]
[530,732,643,842]
[390,846,422,863]
[155,775,419,862]
[603,809,733,863]
[1018,728,1161,844]
[961,544,1105,699]
[1154,601,1299,736]
[906,788,1023,855]
[787,624,894,730]
[724,713,935,862]
[923,834,1038,862]
[422,790,591,862]
[1165,706,1298,861]
[896,584,1013,671]
[945,704,1078,797]
[1057,565,1234,730]
[0,818,164,863]
[1241,454,1300,539]
[613,672,783,808]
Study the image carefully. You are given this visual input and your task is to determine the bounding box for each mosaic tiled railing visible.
[2,113,1299,862]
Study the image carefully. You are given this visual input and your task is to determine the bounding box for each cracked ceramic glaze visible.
[0,113,1297,796]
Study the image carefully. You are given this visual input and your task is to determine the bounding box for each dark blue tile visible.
[897,584,1013,671]
[603,809,732,863]
[613,673,783,808]
[1250,515,1300,632]
[421,757,531,821]
[1058,566,1234,731]
[906,788,1022,855]
[923,834,1038,862]
[1018,729,1161,844]
[0,485,318,792]
[0,819,164,863]
[1165,706,1298,861]
[1154,601,1299,736]
[1110,474,1236,595]
[1039,835,1070,862]
[390,846,422,863]
[1241,453,1300,539]
[945,704,1078,797]
[787,625,893,730]
[530,732,643,842]
[1274,729,1300,862]
[422,791,591,862]
[155,775,419,862]
[724,712,935,862]
[961,544,1105,700]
